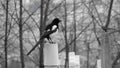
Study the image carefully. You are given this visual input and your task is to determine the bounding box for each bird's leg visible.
[49,38,53,44]
[49,38,56,44]
[50,38,56,44]
[57,24,59,29]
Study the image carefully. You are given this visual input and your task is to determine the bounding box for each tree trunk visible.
[19,0,25,68]
[39,0,44,68]
[64,0,69,68]
[4,0,9,68]
[86,42,90,68]
[101,0,114,68]
[101,32,112,68]
[73,0,76,54]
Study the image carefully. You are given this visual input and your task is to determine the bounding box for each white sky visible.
[23,0,30,4]
[53,0,73,4]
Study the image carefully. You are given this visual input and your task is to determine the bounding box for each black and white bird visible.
[45,18,61,31]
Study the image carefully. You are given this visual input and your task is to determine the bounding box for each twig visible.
[103,0,114,31]
[59,22,92,53]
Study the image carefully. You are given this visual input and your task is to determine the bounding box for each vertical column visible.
[44,43,59,68]
[97,59,101,68]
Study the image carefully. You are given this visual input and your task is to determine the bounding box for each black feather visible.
[45,18,61,31]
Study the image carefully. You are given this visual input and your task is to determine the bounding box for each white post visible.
[74,55,80,68]
[69,52,80,68]
[44,43,59,68]
[97,59,101,68]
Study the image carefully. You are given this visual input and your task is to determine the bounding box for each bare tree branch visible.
[19,0,25,68]
[103,0,114,31]
[4,0,9,68]
[59,22,92,53]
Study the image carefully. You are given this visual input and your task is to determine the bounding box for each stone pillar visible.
[69,52,80,68]
[44,43,59,68]
[8,60,21,68]
[97,59,101,68]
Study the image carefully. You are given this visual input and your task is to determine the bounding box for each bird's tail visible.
[27,39,41,55]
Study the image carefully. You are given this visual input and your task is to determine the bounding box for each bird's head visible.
[54,18,61,23]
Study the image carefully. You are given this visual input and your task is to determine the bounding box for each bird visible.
[45,18,61,31]
[27,27,58,55]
